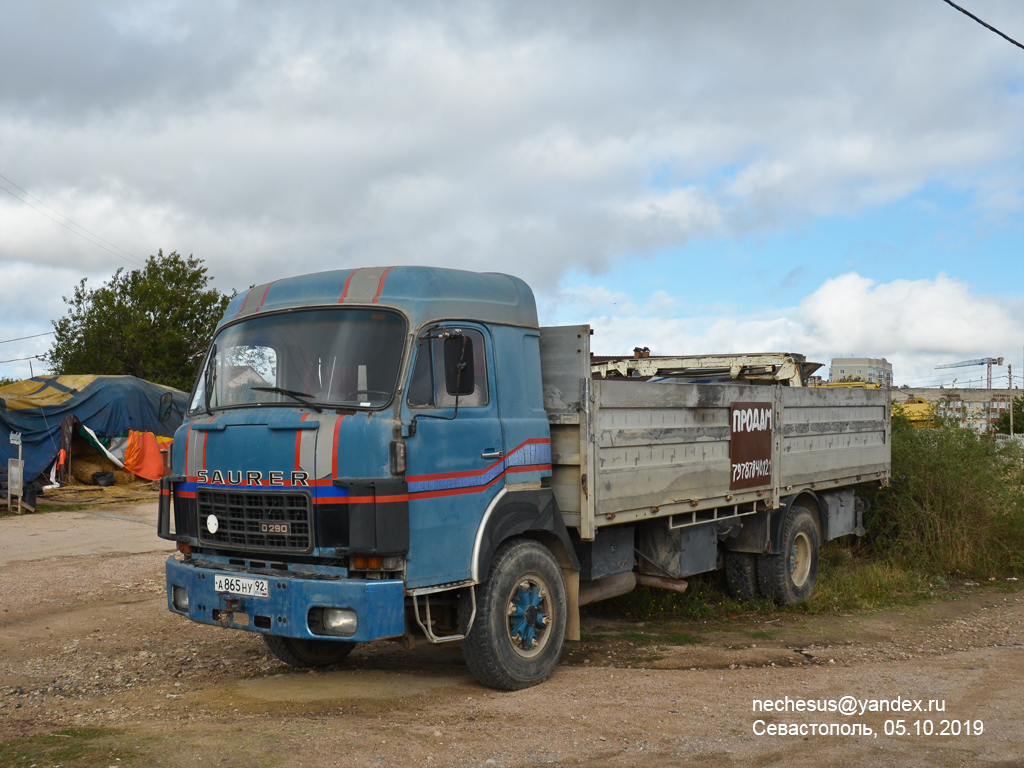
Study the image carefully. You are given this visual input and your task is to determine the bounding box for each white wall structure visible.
[830,357,893,388]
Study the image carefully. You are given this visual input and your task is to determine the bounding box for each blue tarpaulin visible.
[0,375,188,481]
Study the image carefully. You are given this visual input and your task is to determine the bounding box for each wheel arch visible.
[769,491,823,553]
[471,487,580,584]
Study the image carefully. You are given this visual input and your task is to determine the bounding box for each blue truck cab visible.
[159,266,576,689]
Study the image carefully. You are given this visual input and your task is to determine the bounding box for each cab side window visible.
[408,328,489,408]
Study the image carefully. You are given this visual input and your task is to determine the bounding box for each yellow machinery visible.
[892,397,934,428]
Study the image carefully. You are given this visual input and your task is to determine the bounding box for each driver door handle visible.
[481,449,504,459]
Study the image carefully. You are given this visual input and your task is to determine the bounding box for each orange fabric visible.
[123,431,172,481]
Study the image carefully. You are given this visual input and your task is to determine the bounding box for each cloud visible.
[0,261,91,379]
[798,273,1022,355]
[542,284,679,320]
[0,0,1020,295]
[1,1,1020,383]
[572,273,1024,385]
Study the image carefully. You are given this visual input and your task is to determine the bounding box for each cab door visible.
[401,324,505,588]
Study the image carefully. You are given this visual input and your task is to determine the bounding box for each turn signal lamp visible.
[351,556,383,570]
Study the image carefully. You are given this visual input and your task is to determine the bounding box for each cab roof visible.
[220,266,538,331]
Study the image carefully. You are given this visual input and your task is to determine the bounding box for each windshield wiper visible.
[250,386,324,413]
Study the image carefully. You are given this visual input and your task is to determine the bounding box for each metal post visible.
[7,431,24,514]
[1009,364,1014,439]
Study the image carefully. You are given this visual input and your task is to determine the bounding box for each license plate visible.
[214,574,269,598]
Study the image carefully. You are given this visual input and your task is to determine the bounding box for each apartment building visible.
[829,357,893,388]
[893,387,1018,434]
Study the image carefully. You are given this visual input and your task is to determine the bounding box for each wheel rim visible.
[789,531,812,588]
[505,573,553,659]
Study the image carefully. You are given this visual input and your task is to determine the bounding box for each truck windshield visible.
[188,308,406,414]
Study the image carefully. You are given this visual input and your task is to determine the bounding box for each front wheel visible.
[263,635,355,668]
[757,505,820,604]
[461,539,567,690]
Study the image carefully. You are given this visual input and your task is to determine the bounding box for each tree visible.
[994,394,1024,435]
[47,251,230,392]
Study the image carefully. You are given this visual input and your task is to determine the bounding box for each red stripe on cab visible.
[371,266,395,303]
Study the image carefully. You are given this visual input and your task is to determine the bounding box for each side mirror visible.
[158,391,175,423]
[444,335,475,396]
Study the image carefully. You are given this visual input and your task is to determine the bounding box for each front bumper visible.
[165,557,405,643]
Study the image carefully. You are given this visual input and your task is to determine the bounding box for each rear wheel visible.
[723,550,760,601]
[757,505,820,604]
[263,635,355,668]
[461,539,567,690]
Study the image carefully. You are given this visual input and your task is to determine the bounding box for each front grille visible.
[196,488,312,552]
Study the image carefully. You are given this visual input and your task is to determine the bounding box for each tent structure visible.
[0,375,188,483]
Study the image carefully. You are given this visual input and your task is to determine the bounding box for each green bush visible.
[865,415,1024,578]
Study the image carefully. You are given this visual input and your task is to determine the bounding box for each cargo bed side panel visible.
[538,326,891,535]
[779,387,890,487]
[592,380,740,517]
[586,380,889,529]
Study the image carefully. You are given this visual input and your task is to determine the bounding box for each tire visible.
[757,505,820,604]
[723,550,760,601]
[461,539,567,691]
[263,635,356,668]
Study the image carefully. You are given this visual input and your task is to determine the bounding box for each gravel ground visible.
[1,501,1022,767]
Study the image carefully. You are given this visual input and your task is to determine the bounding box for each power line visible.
[0,183,144,266]
[0,174,146,267]
[0,354,43,365]
[0,331,54,345]
[941,0,1024,50]
[0,172,143,263]
[894,373,1013,389]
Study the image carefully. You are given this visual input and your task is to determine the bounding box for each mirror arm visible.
[412,391,461,427]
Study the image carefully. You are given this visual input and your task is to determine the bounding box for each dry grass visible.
[66,433,136,486]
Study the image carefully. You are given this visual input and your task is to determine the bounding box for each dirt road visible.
[1,502,1022,767]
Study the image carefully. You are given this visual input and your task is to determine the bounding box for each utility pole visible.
[1010,363,1015,438]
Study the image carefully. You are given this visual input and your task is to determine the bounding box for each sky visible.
[1,0,1022,389]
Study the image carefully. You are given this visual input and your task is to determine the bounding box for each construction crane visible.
[935,357,1004,389]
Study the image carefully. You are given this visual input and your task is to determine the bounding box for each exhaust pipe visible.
[635,573,689,595]
[576,572,691,607]
[578,572,637,606]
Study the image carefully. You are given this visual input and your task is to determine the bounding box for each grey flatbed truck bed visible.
[539,325,890,541]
